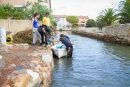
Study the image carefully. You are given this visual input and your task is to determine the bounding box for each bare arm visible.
[52,40,60,42]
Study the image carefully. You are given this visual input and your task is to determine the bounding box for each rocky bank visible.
[0,44,54,87]
[72,29,130,45]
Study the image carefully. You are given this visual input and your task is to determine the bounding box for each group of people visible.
[32,12,73,59]
[32,12,52,46]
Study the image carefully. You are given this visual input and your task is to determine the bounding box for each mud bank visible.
[0,44,54,87]
[72,30,130,45]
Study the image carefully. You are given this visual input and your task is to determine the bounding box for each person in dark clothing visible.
[53,34,73,59]
[59,34,70,41]
[38,24,49,46]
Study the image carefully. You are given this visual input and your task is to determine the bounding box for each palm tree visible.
[97,8,118,26]
[119,0,130,23]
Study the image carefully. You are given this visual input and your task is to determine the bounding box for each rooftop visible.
[53,15,89,19]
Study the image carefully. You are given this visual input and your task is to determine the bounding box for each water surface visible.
[50,31,130,87]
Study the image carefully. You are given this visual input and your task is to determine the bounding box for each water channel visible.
[50,31,130,87]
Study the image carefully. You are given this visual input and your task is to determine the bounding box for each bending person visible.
[38,24,48,46]
[52,34,73,59]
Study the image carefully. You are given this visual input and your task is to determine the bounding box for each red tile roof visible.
[53,15,89,19]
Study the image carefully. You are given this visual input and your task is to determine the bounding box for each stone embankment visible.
[0,44,54,87]
[72,29,130,45]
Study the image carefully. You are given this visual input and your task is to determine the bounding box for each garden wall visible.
[0,19,32,35]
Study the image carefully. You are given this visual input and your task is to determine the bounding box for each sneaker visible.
[32,43,36,46]
[40,43,43,46]
[42,44,46,47]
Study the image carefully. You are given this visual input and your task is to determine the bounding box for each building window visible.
[62,18,64,21]
[56,18,60,22]
[59,24,62,27]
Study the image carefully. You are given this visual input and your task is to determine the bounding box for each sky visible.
[51,0,120,19]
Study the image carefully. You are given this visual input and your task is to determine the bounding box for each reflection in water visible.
[51,31,130,87]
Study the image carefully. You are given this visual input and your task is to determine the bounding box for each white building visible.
[53,15,89,30]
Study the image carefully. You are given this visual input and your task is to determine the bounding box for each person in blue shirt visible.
[32,13,42,46]
[53,34,73,59]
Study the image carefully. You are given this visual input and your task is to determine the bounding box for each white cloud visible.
[51,0,120,19]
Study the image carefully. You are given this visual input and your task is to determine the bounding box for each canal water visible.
[50,31,130,87]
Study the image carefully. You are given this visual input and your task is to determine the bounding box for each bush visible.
[86,19,96,27]
[66,16,79,24]
[13,29,33,44]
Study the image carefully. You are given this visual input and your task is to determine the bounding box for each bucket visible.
[0,27,6,44]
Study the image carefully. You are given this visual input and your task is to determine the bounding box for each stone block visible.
[26,69,39,81]
[5,85,10,87]
[15,43,29,49]
[28,53,40,57]
[12,74,30,87]
[47,63,51,71]
[42,54,52,63]
[39,67,48,72]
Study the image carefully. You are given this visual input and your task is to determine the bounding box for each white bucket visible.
[0,27,6,44]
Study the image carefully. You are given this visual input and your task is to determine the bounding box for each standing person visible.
[42,12,52,35]
[53,34,73,59]
[32,13,42,46]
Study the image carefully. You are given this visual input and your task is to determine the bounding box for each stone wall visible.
[0,44,54,87]
[0,19,32,35]
[104,24,130,40]
[72,30,130,45]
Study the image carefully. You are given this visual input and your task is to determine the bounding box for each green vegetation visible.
[119,0,130,24]
[86,19,96,27]
[23,0,53,20]
[95,0,130,28]
[0,4,24,19]
[66,16,79,25]
[0,0,57,27]
[97,8,118,26]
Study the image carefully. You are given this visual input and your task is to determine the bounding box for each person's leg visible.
[38,28,44,45]
[67,47,71,59]
[70,47,73,58]
[44,33,48,46]
[40,33,44,45]
[36,29,42,44]
[47,26,52,35]
[33,28,37,45]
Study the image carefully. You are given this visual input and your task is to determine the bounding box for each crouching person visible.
[52,34,73,59]
[38,24,48,46]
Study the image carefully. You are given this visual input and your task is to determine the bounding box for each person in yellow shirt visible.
[42,12,52,35]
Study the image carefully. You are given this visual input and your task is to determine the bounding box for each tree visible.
[86,19,96,27]
[97,8,118,26]
[23,0,53,20]
[0,3,24,19]
[96,15,106,29]
[66,16,79,25]
[119,0,130,24]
